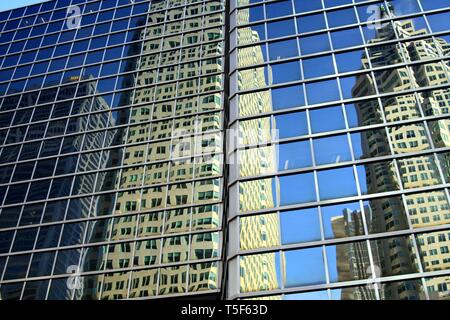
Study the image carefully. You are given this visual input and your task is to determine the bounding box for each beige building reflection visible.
[234,2,281,298]
[78,1,225,299]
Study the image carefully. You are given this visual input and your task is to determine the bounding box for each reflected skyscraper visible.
[0,0,450,301]
[352,5,450,300]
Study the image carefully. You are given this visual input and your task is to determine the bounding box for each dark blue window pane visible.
[71,40,90,53]
[40,1,56,12]
[50,177,73,198]
[331,28,363,49]
[3,55,20,68]
[0,32,14,44]
[12,228,38,252]
[267,19,296,39]
[54,44,72,57]
[0,207,21,229]
[266,0,293,19]
[3,254,31,280]
[28,252,56,277]
[76,26,94,39]
[427,12,450,32]
[115,6,132,19]
[4,19,20,31]
[31,61,50,75]
[0,69,14,82]
[25,4,41,15]
[19,204,44,226]
[97,78,117,93]
[27,180,51,201]
[35,224,62,249]
[47,20,64,33]
[25,38,42,51]
[420,0,450,10]
[94,23,111,36]
[297,13,326,33]
[306,79,340,105]
[51,8,67,21]
[42,33,59,47]
[19,142,41,160]
[0,44,8,55]
[271,61,301,84]
[9,41,26,54]
[13,65,32,79]
[318,167,358,200]
[294,0,323,13]
[100,61,120,76]
[272,85,305,110]
[303,55,335,79]
[85,50,104,64]
[280,173,317,205]
[59,30,76,43]
[327,8,358,28]
[268,39,299,61]
[8,80,27,94]
[111,18,130,32]
[324,0,353,8]
[49,58,67,72]
[335,49,364,73]
[97,10,115,23]
[5,183,28,205]
[102,0,118,10]
[15,29,31,41]
[133,3,150,15]
[83,65,101,78]
[67,54,86,68]
[104,47,123,60]
[30,25,47,37]
[25,76,44,91]
[82,12,98,26]
[299,34,330,55]
[108,32,127,46]
[89,36,108,49]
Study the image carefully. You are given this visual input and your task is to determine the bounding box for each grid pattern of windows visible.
[0,0,225,300]
[227,0,450,300]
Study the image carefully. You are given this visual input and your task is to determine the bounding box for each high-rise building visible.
[0,0,449,300]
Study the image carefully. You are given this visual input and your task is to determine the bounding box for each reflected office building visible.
[1,0,450,301]
[228,0,450,301]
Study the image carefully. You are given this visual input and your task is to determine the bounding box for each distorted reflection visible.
[236,3,450,300]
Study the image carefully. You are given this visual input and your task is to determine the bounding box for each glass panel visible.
[284,247,326,287]
[310,105,345,133]
[318,167,358,200]
[280,208,321,244]
[326,241,371,283]
[313,134,352,165]
[321,201,365,239]
[239,252,281,292]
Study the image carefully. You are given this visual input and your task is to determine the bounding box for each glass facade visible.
[0,0,449,301]
[228,0,450,300]
[0,0,225,300]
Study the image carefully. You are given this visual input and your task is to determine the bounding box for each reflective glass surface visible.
[0,0,225,300]
[231,0,450,301]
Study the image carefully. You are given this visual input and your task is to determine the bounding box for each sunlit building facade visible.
[0,0,450,301]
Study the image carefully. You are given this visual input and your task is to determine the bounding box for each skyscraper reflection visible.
[349,5,450,299]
